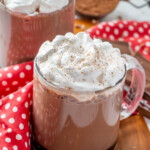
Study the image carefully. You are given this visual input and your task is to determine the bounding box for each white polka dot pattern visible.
[9,118,15,124]
[0,61,33,150]
[12,106,18,112]
[5,138,11,143]
[87,21,150,61]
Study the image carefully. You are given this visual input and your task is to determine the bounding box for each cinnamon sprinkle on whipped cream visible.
[36,32,126,91]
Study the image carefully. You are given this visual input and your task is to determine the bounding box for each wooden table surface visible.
[117,115,150,150]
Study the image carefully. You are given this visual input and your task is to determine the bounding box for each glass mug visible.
[0,0,74,67]
[32,54,145,150]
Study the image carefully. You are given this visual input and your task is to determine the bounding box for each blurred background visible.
[75,0,150,21]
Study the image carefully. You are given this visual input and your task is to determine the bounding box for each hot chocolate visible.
[0,0,74,67]
[33,71,124,150]
[33,32,126,150]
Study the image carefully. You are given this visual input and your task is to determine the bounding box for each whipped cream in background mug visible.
[4,0,69,14]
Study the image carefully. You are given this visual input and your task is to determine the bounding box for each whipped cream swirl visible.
[4,0,69,14]
[36,32,126,91]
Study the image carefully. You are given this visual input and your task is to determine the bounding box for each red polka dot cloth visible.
[0,61,33,150]
[87,20,150,61]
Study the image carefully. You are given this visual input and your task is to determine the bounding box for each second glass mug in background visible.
[0,0,74,67]
[32,54,145,150]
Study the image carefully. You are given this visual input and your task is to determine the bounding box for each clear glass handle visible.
[120,54,146,120]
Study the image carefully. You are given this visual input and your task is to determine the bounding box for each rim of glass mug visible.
[34,57,127,95]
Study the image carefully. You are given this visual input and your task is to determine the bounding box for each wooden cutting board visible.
[117,115,150,150]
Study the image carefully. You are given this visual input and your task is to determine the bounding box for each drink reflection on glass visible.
[0,0,74,67]
[32,32,145,150]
